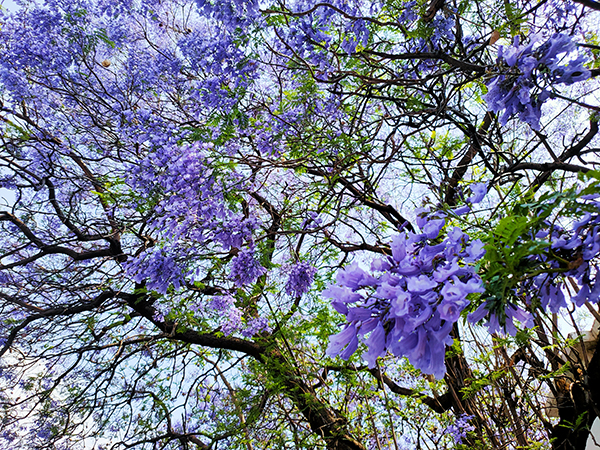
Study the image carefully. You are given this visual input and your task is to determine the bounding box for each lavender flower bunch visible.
[285,261,317,298]
[324,189,488,379]
[523,194,600,310]
[485,33,590,130]
[126,142,262,292]
[444,414,475,444]
[468,187,600,334]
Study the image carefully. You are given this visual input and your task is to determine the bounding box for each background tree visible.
[1,0,600,449]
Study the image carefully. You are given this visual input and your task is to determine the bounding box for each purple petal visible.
[363,322,387,368]
[423,219,446,239]
[467,183,487,204]
[327,324,358,357]
[407,275,438,294]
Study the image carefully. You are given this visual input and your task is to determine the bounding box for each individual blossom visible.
[466,183,487,204]
[336,262,379,290]
[326,323,359,359]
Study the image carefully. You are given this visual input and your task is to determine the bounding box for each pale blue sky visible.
[1,0,18,12]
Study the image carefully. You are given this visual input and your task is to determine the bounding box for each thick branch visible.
[362,49,486,74]
[368,367,451,413]
[506,162,591,174]
[0,290,115,358]
[573,0,600,11]
[0,211,124,268]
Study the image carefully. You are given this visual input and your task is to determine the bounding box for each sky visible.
[0,0,17,11]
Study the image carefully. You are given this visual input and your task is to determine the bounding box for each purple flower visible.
[467,183,487,204]
[433,260,461,282]
[371,257,392,272]
[363,322,386,368]
[423,218,445,239]
[229,248,266,286]
[391,234,407,262]
[336,262,378,290]
[453,205,471,215]
[221,306,243,335]
[285,261,317,297]
[389,290,411,317]
[414,207,431,229]
[327,324,359,359]
[347,307,373,321]
[242,316,270,337]
[505,303,533,334]
[439,299,467,322]
[322,285,364,304]
[464,239,486,263]
[573,284,590,307]
[406,275,438,294]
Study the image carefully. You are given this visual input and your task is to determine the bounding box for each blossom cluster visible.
[285,261,317,298]
[187,295,270,337]
[270,0,374,73]
[324,186,488,378]
[485,33,590,130]
[444,414,475,444]
[126,142,261,291]
[230,248,266,287]
[127,249,186,295]
[468,188,600,335]
[523,194,600,309]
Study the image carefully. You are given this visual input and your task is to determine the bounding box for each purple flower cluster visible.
[444,414,475,444]
[285,262,317,298]
[324,202,486,378]
[269,0,375,72]
[229,248,266,287]
[126,142,262,293]
[241,316,271,337]
[468,301,533,336]
[131,142,254,248]
[206,295,242,335]
[526,198,600,309]
[127,249,186,295]
[208,295,270,337]
[485,33,590,130]
[468,190,600,333]
[397,0,417,24]
[340,18,370,55]
[196,0,261,30]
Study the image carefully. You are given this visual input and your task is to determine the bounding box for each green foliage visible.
[476,179,600,319]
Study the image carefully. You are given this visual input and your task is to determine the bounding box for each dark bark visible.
[121,289,366,450]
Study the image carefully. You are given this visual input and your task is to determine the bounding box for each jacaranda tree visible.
[1,0,600,448]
